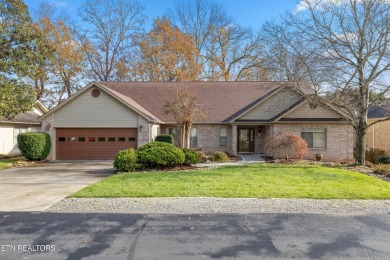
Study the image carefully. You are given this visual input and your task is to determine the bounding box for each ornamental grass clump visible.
[210,151,229,162]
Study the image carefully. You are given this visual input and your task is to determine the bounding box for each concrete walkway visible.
[196,153,264,168]
[0,161,113,211]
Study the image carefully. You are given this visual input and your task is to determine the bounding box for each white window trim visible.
[219,127,227,147]
[301,128,327,149]
[190,128,197,147]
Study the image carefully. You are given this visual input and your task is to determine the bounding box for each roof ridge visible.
[100,80,295,84]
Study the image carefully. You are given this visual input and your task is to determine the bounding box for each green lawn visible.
[0,157,23,170]
[71,164,390,199]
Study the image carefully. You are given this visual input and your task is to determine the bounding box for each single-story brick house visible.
[40,81,354,161]
[365,105,390,155]
[0,102,47,155]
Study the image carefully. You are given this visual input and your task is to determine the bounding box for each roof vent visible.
[91,89,100,98]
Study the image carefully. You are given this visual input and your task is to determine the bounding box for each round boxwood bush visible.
[182,148,201,165]
[210,151,229,162]
[137,142,185,168]
[113,148,137,172]
[17,132,51,161]
[155,134,174,144]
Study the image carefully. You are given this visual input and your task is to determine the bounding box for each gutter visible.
[0,121,41,125]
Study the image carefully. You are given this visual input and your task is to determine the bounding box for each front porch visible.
[231,124,270,155]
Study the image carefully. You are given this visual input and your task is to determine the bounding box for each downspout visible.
[372,124,375,149]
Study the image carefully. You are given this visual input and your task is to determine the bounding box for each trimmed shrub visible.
[17,132,51,161]
[137,141,174,152]
[264,133,308,159]
[113,148,137,172]
[210,151,229,162]
[365,148,387,164]
[182,148,201,165]
[376,156,390,164]
[155,134,174,144]
[137,142,185,168]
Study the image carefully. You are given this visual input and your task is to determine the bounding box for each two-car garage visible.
[56,128,137,160]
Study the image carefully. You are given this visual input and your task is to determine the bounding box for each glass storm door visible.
[238,128,254,153]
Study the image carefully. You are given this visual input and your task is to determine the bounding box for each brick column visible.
[137,116,150,148]
[231,125,237,155]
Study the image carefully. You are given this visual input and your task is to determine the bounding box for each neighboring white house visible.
[0,102,47,155]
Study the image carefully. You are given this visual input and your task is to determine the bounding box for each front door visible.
[238,128,255,153]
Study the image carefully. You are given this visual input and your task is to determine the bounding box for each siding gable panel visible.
[238,88,302,120]
[283,102,343,119]
[54,89,138,127]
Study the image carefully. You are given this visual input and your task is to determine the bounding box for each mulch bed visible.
[262,156,390,182]
[11,160,49,168]
[344,166,390,182]
[119,165,198,174]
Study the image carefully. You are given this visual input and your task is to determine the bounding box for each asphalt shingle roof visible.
[368,105,390,119]
[100,81,298,123]
[1,111,41,124]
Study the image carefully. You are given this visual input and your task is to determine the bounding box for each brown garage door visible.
[56,128,137,160]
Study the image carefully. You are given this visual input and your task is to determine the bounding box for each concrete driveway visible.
[0,161,114,212]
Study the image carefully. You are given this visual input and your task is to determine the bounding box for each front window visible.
[167,127,177,137]
[220,128,227,146]
[190,128,197,147]
[301,128,326,148]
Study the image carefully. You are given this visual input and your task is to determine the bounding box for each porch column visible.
[231,125,237,155]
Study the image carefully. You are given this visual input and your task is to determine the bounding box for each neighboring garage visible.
[56,128,137,160]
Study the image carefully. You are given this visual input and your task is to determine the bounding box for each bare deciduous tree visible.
[167,0,233,79]
[206,25,264,81]
[262,0,390,165]
[163,86,205,148]
[168,0,232,55]
[76,0,145,81]
[168,0,267,81]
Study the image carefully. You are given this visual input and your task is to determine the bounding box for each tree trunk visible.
[184,123,190,149]
[179,124,186,148]
[355,117,367,166]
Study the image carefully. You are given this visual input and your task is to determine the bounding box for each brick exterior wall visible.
[157,123,354,162]
[41,113,55,160]
[231,125,237,155]
[159,124,267,155]
[161,124,234,155]
[254,126,266,153]
[138,116,150,147]
[195,124,232,155]
[366,119,390,155]
[268,123,354,162]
